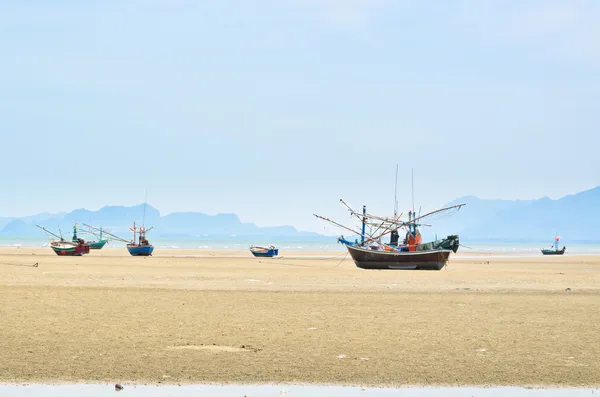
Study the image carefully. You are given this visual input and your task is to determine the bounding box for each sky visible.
[0,0,599,234]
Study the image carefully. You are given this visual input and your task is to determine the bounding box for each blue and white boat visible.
[250,245,279,258]
[127,244,154,256]
[126,221,154,256]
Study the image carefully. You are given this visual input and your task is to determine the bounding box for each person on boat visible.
[390,230,399,246]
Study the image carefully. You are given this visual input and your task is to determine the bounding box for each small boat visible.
[84,221,154,256]
[50,240,90,256]
[541,247,566,255]
[126,222,154,256]
[541,236,566,255]
[89,239,108,250]
[73,224,108,250]
[38,225,90,256]
[250,245,279,257]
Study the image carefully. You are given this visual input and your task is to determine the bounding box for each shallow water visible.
[0,384,597,397]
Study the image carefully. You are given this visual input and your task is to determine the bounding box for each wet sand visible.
[0,248,599,386]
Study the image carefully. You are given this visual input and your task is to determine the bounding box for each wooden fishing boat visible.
[541,247,566,255]
[84,221,154,256]
[38,225,90,256]
[346,244,452,270]
[250,245,279,257]
[126,222,154,256]
[50,240,90,256]
[89,239,108,250]
[73,224,108,250]
[541,236,566,256]
[314,171,465,271]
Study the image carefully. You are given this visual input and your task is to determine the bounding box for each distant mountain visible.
[0,204,320,238]
[0,217,15,230]
[431,186,600,242]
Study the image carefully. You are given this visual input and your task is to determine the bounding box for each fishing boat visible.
[73,224,108,250]
[250,245,279,257]
[541,236,566,256]
[345,206,462,269]
[50,240,90,256]
[346,244,452,270]
[126,222,154,256]
[38,225,90,256]
[314,170,465,270]
[84,221,154,256]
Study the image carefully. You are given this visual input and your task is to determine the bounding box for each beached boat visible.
[250,245,279,257]
[38,225,90,256]
[84,221,154,256]
[73,224,108,250]
[541,247,566,255]
[346,244,452,270]
[541,236,566,255]
[126,222,154,256]
[344,209,461,270]
[314,174,465,271]
[89,239,108,250]
[50,240,90,256]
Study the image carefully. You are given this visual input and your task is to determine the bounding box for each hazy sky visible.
[1,0,599,233]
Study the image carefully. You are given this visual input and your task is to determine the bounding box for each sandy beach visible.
[0,248,599,386]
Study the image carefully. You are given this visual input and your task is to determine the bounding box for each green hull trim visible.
[89,240,108,249]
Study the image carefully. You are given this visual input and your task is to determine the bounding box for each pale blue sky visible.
[1,0,599,233]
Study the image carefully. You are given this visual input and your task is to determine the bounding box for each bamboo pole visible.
[36,225,62,240]
[361,203,465,245]
[313,214,364,238]
[83,224,131,243]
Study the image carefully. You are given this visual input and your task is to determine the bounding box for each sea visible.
[2,235,600,255]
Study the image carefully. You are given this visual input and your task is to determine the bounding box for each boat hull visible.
[127,245,154,256]
[346,245,451,270]
[89,240,108,250]
[541,248,566,255]
[250,248,279,258]
[51,244,90,256]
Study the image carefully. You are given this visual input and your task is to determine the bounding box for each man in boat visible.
[390,230,399,246]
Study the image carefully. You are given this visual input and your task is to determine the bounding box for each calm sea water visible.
[2,236,600,254]
[0,384,596,397]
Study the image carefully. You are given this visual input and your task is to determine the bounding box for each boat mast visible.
[394,164,399,219]
[361,205,367,244]
[133,221,137,245]
[411,168,415,236]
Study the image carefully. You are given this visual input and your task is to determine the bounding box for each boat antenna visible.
[142,188,148,228]
[411,168,415,213]
[394,164,398,218]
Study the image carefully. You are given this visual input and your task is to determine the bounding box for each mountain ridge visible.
[432,186,600,242]
[0,204,319,238]
[2,185,599,241]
